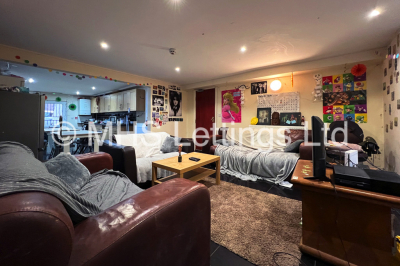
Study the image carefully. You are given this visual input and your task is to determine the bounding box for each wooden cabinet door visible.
[123,91,131,111]
[91,97,97,113]
[103,96,111,112]
[117,93,124,111]
[110,94,118,111]
[99,96,106,112]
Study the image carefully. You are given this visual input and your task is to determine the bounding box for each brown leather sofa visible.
[0,152,210,266]
[206,128,313,160]
[100,136,195,185]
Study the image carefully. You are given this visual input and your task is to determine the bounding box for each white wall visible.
[383,33,400,174]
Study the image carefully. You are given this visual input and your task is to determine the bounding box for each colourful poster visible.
[355,114,367,123]
[343,73,354,83]
[323,114,334,123]
[344,114,355,122]
[333,105,344,114]
[344,105,355,114]
[333,83,343,92]
[343,82,354,91]
[221,89,242,123]
[333,75,342,84]
[323,106,333,114]
[322,72,367,123]
[334,114,344,121]
[322,84,333,93]
[354,81,367,90]
[322,76,333,85]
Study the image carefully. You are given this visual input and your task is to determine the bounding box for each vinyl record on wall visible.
[69,104,77,111]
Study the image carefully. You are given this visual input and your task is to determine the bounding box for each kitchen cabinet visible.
[97,89,145,113]
[100,95,111,112]
[91,97,98,113]
[117,93,125,111]
[130,89,145,111]
[110,94,118,111]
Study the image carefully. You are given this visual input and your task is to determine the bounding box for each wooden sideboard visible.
[291,160,400,266]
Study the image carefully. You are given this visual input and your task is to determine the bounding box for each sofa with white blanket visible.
[100,132,195,185]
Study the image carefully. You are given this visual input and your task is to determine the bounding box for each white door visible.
[44,101,67,128]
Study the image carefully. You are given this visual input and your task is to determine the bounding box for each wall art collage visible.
[322,72,368,123]
[151,85,183,127]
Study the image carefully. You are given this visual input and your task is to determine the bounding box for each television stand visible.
[291,160,400,266]
[303,175,332,183]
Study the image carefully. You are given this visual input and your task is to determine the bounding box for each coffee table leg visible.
[152,166,157,186]
[216,159,221,185]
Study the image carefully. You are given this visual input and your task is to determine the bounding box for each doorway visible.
[195,88,215,150]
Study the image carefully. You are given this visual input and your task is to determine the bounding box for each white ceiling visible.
[0,61,131,96]
[0,0,399,86]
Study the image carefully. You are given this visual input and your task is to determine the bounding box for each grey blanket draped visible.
[215,145,299,184]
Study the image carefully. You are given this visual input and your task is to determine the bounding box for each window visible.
[44,101,67,128]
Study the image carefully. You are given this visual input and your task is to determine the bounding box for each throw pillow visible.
[284,139,304,153]
[44,153,91,192]
[160,136,181,153]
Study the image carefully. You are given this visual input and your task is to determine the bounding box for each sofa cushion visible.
[44,153,91,192]
[284,139,304,153]
[161,136,182,153]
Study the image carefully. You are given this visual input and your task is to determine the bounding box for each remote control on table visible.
[189,157,200,162]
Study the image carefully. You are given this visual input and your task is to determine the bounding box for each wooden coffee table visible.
[152,152,220,186]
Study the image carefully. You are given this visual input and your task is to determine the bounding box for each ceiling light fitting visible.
[100,42,109,49]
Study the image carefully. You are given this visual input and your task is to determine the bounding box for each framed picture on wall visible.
[256,108,271,125]
[169,90,183,116]
[152,95,164,107]
[280,112,302,126]
[251,82,268,95]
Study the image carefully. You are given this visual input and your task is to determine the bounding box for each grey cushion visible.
[44,153,91,192]
[161,136,181,153]
[284,139,304,153]
[216,139,235,146]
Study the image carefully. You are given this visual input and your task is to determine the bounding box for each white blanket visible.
[115,132,170,158]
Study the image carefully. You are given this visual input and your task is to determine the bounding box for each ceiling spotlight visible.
[175,67,180,72]
[270,80,282,91]
[28,78,34,83]
[370,9,380,17]
[76,91,80,95]
[100,42,109,49]
[241,46,247,53]
[92,86,96,90]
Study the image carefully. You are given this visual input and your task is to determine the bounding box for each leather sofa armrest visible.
[74,152,113,174]
[69,179,210,266]
[299,143,312,160]
[209,145,218,155]
[180,137,195,153]
[0,192,73,266]
[100,140,138,184]
[202,135,223,154]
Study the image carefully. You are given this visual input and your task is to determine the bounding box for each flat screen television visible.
[306,116,330,181]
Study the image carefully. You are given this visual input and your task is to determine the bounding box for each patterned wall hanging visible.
[322,72,367,123]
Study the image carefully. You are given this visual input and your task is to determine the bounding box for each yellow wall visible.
[0,44,195,136]
[204,62,384,167]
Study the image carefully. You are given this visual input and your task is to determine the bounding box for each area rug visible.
[201,177,302,266]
